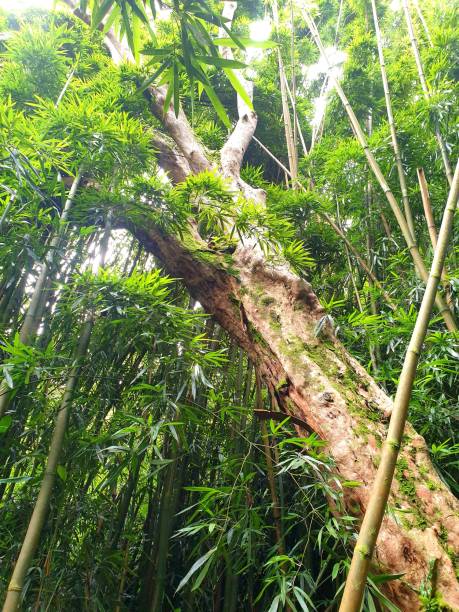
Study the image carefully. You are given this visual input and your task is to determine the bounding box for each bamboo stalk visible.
[337,200,364,311]
[412,0,433,47]
[273,0,298,183]
[364,145,382,374]
[20,172,82,345]
[339,158,459,612]
[283,73,308,156]
[370,0,416,242]
[256,374,284,556]
[401,0,453,186]
[0,173,82,420]
[417,167,452,306]
[0,193,15,232]
[302,10,457,332]
[278,49,298,182]
[3,217,111,612]
[417,167,438,247]
[290,0,298,159]
[380,212,392,240]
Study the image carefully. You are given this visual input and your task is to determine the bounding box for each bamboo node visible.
[356,544,371,559]
[387,438,400,450]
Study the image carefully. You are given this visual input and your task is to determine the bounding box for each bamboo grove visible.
[0,0,458,610]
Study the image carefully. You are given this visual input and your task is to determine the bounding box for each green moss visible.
[229,293,241,313]
[355,421,371,439]
[420,595,453,611]
[426,479,439,491]
[439,525,448,546]
[395,457,428,530]
[275,379,288,392]
[419,464,429,477]
[269,310,281,332]
[246,322,270,351]
[261,295,275,306]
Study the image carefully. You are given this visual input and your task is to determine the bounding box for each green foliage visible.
[0,3,457,611]
[0,23,70,106]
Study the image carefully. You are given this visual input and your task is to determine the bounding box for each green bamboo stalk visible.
[283,75,308,156]
[0,193,15,233]
[256,375,285,556]
[2,217,111,612]
[20,173,82,345]
[3,323,93,611]
[302,10,457,332]
[148,439,183,612]
[401,0,453,187]
[417,167,438,249]
[370,0,416,242]
[338,158,459,612]
[412,0,433,47]
[273,0,298,183]
[290,0,298,160]
[417,167,452,306]
[0,173,81,420]
[364,115,382,372]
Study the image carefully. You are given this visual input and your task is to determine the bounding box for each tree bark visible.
[128,86,459,612]
[67,11,459,609]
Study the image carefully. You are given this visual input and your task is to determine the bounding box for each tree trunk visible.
[133,215,459,609]
[66,9,459,607]
[127,91,459,612]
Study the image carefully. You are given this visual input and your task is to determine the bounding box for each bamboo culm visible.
[339,158,459,611]
[401,0,453,186]
[302,10,457,332]
[417,167,452,306]
[0,172,82,420]
[370,0,416,242]
[2,216,111,612]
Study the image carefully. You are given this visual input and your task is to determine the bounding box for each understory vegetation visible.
[0,0,458,610]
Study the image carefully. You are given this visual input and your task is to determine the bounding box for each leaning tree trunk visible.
[127,95,459,610]
[66,5,459,607]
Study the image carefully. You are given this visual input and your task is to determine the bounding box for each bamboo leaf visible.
[202,84,230,127]
[57,465,67,481]
[137,60,171,93]
[3,367,13,389]
[214,37,277,49]
[223,68,253,110]
[0,415,12,434]
[0,475,32,485]
[173,61,180,117]
[176,547,217,592]
[191,555,213,591]
[91,0,114,27]
[195,55,247,69]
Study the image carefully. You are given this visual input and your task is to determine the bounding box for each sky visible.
[2,0,54,10]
